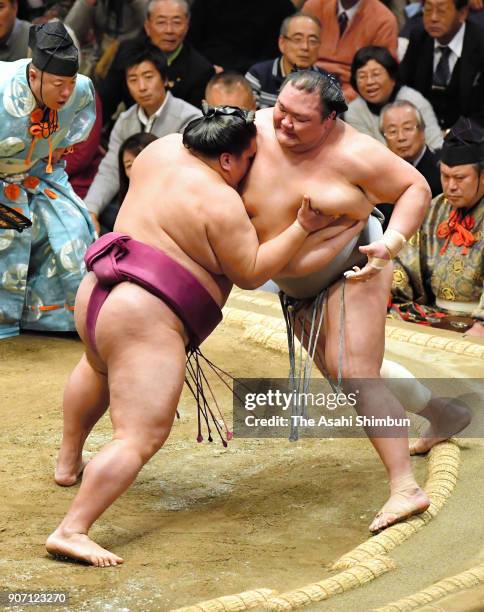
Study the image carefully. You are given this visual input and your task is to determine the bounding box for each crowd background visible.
[0,0,483,335]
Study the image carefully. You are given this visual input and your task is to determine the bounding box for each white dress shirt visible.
[137,94,169,133]
[337,0,362,25]
[432,23,466,77]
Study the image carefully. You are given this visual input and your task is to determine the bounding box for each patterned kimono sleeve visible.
[59,77,96,148]
[391,229,432,306]
[471,281,484,321]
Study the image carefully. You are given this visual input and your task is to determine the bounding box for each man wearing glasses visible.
[98,0,215,122]
[381,100,442,198]
[245,12,329,109]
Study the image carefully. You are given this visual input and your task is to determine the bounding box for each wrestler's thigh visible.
[95,283,188,436]
[324,265,393,378]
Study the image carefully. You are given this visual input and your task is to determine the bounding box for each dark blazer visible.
[377,148,442,229]
[400,21,484,129]
[416,147,442,198]
[98,36,215,122]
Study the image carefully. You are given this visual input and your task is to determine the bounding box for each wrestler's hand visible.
[296,195,331,233]
[344,240,391,282]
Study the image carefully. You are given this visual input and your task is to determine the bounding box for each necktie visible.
[338,11,348,37]
[433,46,451,88]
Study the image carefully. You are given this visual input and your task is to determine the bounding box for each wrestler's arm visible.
[278,218,365,277]
[346,138,431,280]
[352,140,431,237]
[206,189,323,289]
[279,184,374,276]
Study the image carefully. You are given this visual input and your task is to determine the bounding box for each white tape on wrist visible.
[369,256,390,270]
[382,228,407,258]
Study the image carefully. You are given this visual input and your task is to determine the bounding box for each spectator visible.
[345,46,443,150]
[303,0,398,102]
[64,92,104,200]
[205,72,256,110]
[0,0,30,61]
[99,0,214,120]
[35,1,76,22]
[400,0,484,129]
[390,117,484,335]
[66,0,146,46]
[186,0,296,73]
[381,100,442,197]
[65,0,147,76]
[245,12,329,109]
[99,132,158,234]
[85,41,201,230]
[399,0,484,54]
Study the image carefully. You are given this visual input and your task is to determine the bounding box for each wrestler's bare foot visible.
[46,529,124,567]
[369,486,430,534]
[410,397,471,455]
[55,454,89,487]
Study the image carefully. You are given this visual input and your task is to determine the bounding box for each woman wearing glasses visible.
[344,46,443,151]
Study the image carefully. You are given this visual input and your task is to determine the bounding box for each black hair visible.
[118,132,159,202]
[280,70,348,119]
[424,0,469,10]
[183,106,257,159]
[350,46,400,93]
[118,40,168,80]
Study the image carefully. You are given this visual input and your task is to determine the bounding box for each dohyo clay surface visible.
[1,289,483,611]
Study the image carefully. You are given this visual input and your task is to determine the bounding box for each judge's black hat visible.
[29,22,79,77]
[441,117,484,167]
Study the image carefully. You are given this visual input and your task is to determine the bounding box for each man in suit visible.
[400,0,484,129]
[245,12,327,109]
[98,0,214,122]
[381,100,442,197]
[0,0,30,61]
[85,41,201,232]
